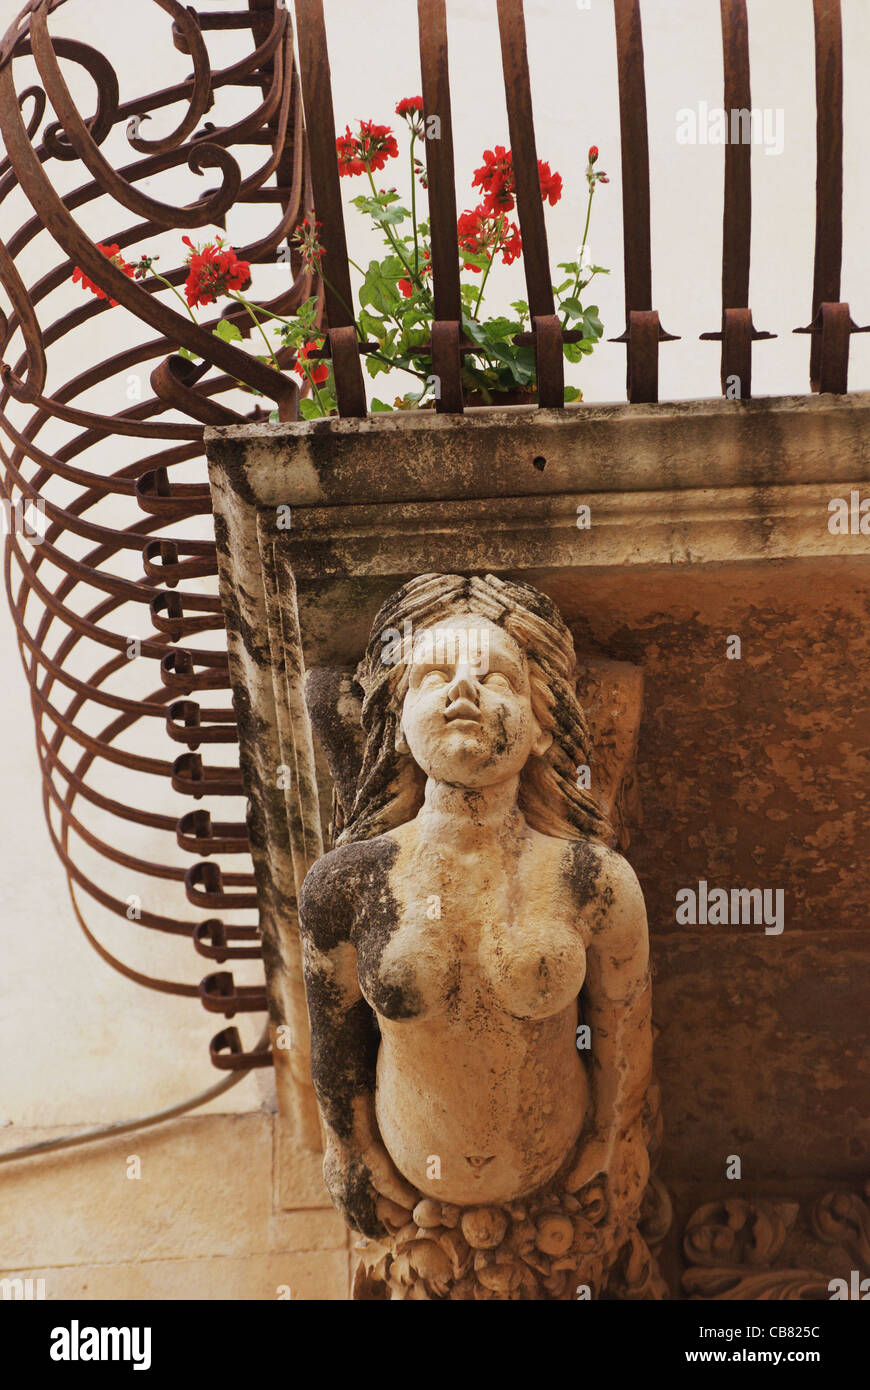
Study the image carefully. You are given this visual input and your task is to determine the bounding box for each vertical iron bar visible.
[809,0,844,390]
[418,0,463,411]
[294,0,366,415]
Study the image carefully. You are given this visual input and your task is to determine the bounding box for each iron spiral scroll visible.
[0,0,315,1081]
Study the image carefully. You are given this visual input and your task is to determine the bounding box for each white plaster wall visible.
[0,0,868,1141]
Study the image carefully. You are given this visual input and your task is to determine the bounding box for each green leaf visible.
[400,303,429,332]
[350,193,409,226]
[559,297,584,320]
[400,329,429,355]
[461,316,490,347]
[213,318,243,343]
[483,342,531,380]
[294,295,320,331]
[459,250,491,273]
[563,386,581,402]
[582,306,604,339]
[381,205,410,226]
[365,354,392,379]
[358,309,388,345]
[483,316,522,343]
[352,188,401,209]
[176,347,200,362]
[370,398,393,412]
[564,337,597,363]
[359,258,403,316]
[299,397,324,420]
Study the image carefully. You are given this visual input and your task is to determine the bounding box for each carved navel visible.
[466,1155,496,1174]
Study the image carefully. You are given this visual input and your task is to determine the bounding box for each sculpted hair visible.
[339,573,614,846]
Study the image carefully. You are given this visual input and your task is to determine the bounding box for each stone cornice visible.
[207,393,870,511]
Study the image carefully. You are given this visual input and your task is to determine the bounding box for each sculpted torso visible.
[356,824,598,1204]
[299,584,651,1241]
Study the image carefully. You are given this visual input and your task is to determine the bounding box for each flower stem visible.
[152,271,198,325]
[561,182,596,330]
[473,213,504,318]
[409,131,419,275]
[229,292,280,369]
[366,167,426,293]
[327,282,363,331]
[473,257,494,319]
[300,365,328,413]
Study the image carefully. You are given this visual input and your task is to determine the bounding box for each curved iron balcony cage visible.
[0,0,862,1084]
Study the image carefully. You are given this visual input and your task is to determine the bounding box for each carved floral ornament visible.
[679,1187,870,1301]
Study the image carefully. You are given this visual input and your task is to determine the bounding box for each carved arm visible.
[566,850,653,1214]
[298,849,417,1237]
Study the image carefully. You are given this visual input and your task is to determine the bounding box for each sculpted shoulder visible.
[299,835,399,951]
[562,837,647,939]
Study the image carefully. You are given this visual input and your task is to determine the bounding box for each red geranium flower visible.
[586,146,609,188]
[500,222,523,265]
[398,277,413,298]
[457,206,488,271]
[472,146,563,214]
[472,145,514,212]
[292,216,324,271]
[396,96,423,119]
[537,160,563,207]
[457,204,522,271]
[336,126,365,177]
[336,120,399,177]
[72,242,135,307]
[293,340,329,385]
[182,236,251,308]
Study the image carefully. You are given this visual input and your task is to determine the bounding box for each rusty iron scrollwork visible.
[0,0,316,1073]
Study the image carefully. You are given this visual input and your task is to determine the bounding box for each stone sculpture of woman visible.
[299,573,663,1299]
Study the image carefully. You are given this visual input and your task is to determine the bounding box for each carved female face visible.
[397,615,552,788]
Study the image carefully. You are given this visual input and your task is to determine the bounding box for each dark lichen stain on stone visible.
[348,841,425,1022]
[563,839,604,913]
[444,958,462,1019]
[486,703,511,762]
[299,835,421,1149]
[305,669,365,816]
[323,1147,384,1239]
[215,448,258,507]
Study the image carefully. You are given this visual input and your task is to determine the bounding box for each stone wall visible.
[1,1115,350,1300]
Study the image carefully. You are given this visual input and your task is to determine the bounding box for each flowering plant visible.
[72,105,608,417]
[332,105,609,412]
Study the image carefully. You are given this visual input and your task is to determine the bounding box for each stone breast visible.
[356,868,586,1023]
